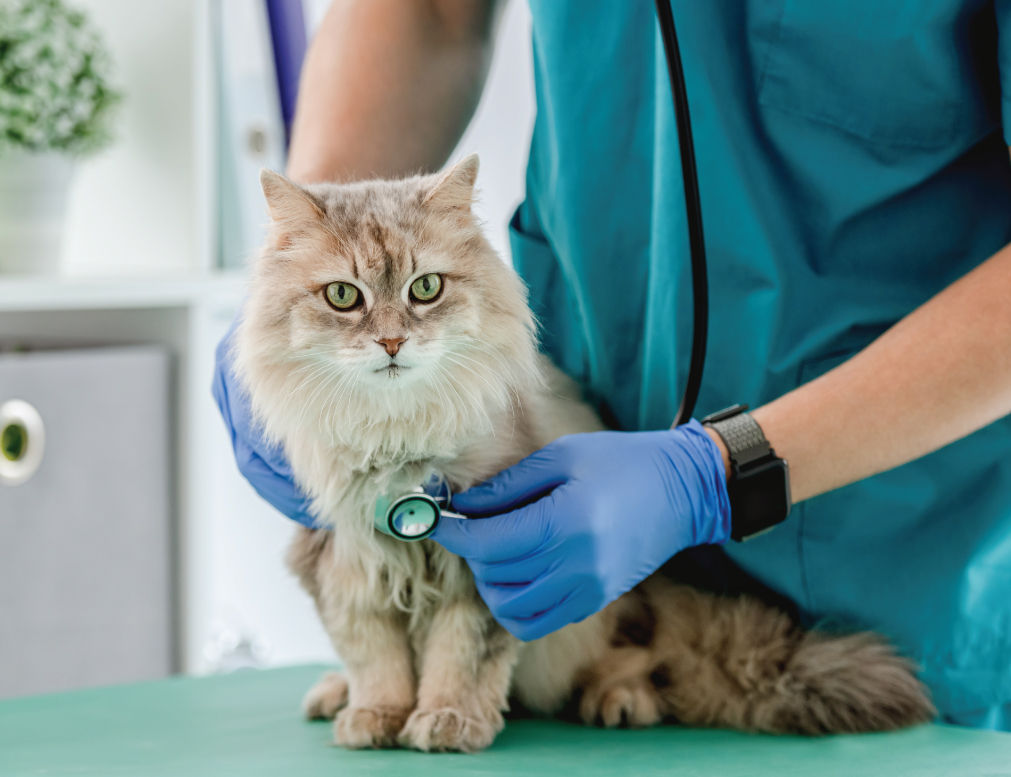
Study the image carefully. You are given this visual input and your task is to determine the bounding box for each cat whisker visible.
[298,364,351,433]
[324,369,360,441]
[434,360,494,434]
[280,360,341,423]
[441,351,520,414]
[441,358,512,417]
[442,340,526,389]
[433,335,524,382]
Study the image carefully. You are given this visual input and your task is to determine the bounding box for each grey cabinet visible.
[0,346,173,698]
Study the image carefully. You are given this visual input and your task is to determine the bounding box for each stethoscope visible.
[374,473,467,541]
[377,2,707,542]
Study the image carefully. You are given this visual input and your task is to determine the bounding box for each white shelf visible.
[0,271,248,313]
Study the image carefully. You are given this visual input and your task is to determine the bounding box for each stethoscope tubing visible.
[654,0,709,426]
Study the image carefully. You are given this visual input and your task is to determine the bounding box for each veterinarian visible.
[213,1,1011,729]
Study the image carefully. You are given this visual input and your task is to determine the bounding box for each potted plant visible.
[0,0,120,275]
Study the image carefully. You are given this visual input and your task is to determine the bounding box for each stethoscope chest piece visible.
[373,474,465,541]
[375,490,441,540]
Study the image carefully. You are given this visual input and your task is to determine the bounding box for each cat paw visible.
[398,707,500,753]
[333,705,410,749]
[302,671,349,720]
[579,681,661,728]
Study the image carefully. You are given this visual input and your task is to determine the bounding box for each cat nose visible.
[376,336,407,356]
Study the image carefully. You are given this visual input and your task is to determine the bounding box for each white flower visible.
[0,0,121,155]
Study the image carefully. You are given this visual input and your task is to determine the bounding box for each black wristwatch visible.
[700,404,791,541]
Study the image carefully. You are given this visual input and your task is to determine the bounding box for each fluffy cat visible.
[232,154,934,752]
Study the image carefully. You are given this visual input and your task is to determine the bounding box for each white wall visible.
[61,0,197,276]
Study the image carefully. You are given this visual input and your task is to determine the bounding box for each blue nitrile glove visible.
[432,421,731,640]
[212,318,318,528]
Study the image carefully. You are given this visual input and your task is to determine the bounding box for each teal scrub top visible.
[513,1,1011,729]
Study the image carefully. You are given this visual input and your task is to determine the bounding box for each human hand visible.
[432,421,731,640]
[211,317,318,527]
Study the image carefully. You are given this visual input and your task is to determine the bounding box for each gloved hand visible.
[212,317,318,528]
[432,421,731,641]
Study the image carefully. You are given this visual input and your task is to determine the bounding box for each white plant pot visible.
[0,151,75,276]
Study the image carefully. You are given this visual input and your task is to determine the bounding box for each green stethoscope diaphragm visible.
[373,474,467,541]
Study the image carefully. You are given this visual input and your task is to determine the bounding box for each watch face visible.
[729,459,791,540]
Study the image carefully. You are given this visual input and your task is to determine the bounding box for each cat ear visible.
[260,169,324,248]
[422,154,479,212]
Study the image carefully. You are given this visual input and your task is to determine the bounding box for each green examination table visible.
[1,665,1009,777]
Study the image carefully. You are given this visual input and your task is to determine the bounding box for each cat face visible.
[266,179,480,391]
[236,155,538,450]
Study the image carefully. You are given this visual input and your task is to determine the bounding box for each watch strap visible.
[701,404,791,542]
[707,411,770,468]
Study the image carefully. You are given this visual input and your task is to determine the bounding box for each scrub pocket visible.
[758,2,999,149]
[508,204,589,387]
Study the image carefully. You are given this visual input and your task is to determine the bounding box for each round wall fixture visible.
[0,399,46,486]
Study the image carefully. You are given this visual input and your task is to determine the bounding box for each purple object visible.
[265,0,308,147]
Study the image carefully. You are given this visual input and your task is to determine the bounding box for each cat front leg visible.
[327,608,416,748]
[286,528,417,747]
[399,597,519,752]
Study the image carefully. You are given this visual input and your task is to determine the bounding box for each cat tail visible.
[752,629,936,734]
[642,584,937,735]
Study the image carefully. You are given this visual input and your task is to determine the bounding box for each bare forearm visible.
[287,0,499,183]
[709,242,1011,503]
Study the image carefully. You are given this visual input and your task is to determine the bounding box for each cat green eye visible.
[410,273,443,303]
[325,282,361,310]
